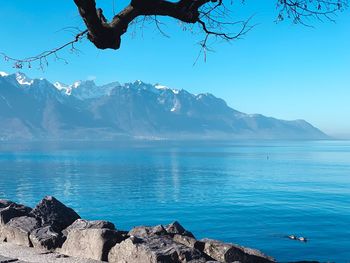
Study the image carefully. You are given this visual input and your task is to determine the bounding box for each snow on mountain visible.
[15,72,34,86]
[155,84,180,94]
[170,99,181,112]
[0,71,9,77]
[53,79,119,99]
[72,81,81,89]
[0,71,330,140]
[53,82,66,90]
[52,78,179,99]
[54,82,72,95]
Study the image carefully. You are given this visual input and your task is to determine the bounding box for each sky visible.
[0,1,349,138]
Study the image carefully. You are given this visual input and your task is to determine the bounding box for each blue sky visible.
[0,1,349,138]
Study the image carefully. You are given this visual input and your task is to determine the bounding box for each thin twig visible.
[0,30,88,70]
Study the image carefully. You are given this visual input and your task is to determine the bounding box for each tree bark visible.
[73,0,214,49]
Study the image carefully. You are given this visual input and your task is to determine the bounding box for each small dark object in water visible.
[286,235,308,243]
[298,236,307,242]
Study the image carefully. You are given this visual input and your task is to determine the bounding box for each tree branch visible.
[73,0,217,49]
[0,30,88,70]
[0,0,347,69]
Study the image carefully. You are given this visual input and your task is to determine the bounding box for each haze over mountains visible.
[0,71,328,140]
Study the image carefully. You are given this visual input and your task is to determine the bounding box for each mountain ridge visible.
[0,71,329,141]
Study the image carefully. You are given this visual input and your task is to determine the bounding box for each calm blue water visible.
[0,140,349,262]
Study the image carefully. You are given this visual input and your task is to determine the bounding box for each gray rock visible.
[1,216,40,247]
[0,202,32,225]
[173,234,205,251]
[201,238,275,263]
[29,225,64,250]
[61,228,124,261]
[165,221,195,238]
[108,235,205,263]
[128,224,167,238]
[30,196,80,232]
[0,198,276,262]
[62,218,116,237]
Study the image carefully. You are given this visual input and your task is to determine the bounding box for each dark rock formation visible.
[108,235,206,263]
[29,226,64,250]
[0,196,276,263]
[30,196,80,232]
[0,201,31,225]
[128,221,195,239]
[128,225,167,238]
[165,221,195,238]
[201,238,275,263]
[0,200,14,209]
[174,234,205,251]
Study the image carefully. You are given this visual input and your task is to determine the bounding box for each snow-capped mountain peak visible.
[53,80,86,96]
[15,72,34,86]
[54,81,72,95]
[0,71,9,77]
[154,84,166,90]
[128,81,180,95]
[72,81,81,89]
[53,79,118,99]
[0,70,329,140]
[154,84,179,94]
[54,81,69,90]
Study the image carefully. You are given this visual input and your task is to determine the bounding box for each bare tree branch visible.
[276,0,348,25]
[1,30,88,70]
[0,0,348,69]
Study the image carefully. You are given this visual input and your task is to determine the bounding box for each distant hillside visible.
[0,71,329,140]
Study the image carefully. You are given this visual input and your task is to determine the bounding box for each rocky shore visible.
[0,196,275,263]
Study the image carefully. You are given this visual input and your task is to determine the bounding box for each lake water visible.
[0,140,349,262]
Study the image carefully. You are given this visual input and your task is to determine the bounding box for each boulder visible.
[60,228,124,261]
[173,234,205,251]
[30,196,80,232]
[128,225,167,238]
[165,221,195,238]
[0,202,32,225]
[1,216,40,247]
[108,235,206,263]
[201,239,275,263]
[0,197,277,262]
[62,218,116,237]
[29,225,64,250]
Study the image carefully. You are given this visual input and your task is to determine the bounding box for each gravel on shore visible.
[0,242,102,263]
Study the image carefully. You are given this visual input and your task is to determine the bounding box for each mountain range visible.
[0,71,328,140]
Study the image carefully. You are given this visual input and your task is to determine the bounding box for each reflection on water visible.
[0,140,350,262]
